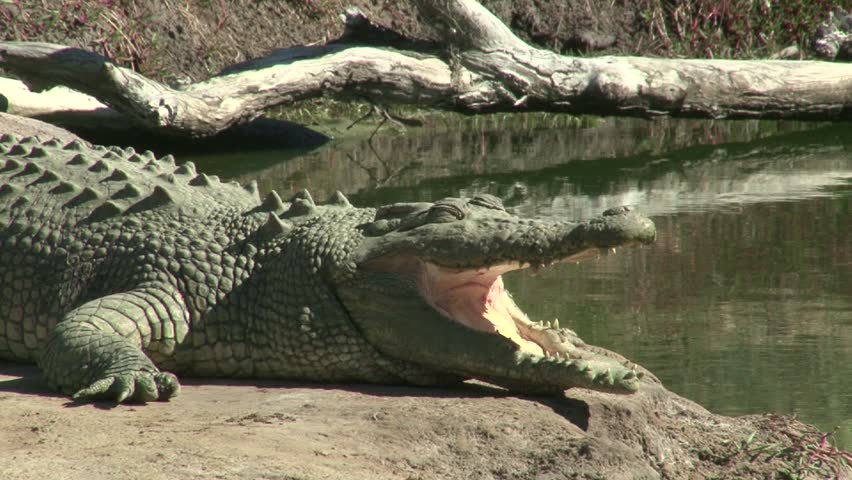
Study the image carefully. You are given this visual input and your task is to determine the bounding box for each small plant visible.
[629,0,840,59]
[712,421,852,479]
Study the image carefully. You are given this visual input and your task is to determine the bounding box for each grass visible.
[630,0,841,59]
[1,1,156,71]
[268,96,597,142]
[701,416,852,479]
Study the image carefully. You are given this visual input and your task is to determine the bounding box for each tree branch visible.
[2,0,852,138]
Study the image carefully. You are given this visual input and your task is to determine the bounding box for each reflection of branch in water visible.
[346,100,423,133]
[346,149,422,189]
[346,100,424,188]
[361,106,422,169]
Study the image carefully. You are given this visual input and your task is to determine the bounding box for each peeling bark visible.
[2,0,852,138]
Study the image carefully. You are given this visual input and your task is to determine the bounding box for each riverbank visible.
[0,1,832,84]
[2,363,848,480]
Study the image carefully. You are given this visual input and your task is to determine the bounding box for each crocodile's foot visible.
[40,301,185,404]
[72,371,180,403]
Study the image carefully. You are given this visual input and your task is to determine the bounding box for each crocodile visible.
[0,134,656,402]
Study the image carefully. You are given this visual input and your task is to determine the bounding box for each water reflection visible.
[190,116,851,449]
[191,117,826,201]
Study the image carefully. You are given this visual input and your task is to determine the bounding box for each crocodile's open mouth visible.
[369,247,615,357]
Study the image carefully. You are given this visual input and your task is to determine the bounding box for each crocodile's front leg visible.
[39,285,186,402]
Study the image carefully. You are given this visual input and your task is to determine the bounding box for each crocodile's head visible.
[335,194,655,394]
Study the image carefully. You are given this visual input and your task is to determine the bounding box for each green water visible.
[186,117,852,449]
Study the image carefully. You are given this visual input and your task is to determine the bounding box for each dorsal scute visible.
[1,137,262,220]
[258,190,285,212]
[25,146,49,158]
[126,185,175,214]
[84,200,123,223]
[31,169,60,185]
[174,162,196,176]
[259,212,291,237]
[1,158,22,173]
[12,161,44,178]
[326,191,352,208]
[63,139,86,151]
[111,183,143,199]
[0,133,20,144]
[289,189,315,206]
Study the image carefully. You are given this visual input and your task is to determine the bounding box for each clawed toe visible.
[72,371,180,403]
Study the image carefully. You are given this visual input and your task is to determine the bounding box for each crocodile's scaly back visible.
[0,134,261,225]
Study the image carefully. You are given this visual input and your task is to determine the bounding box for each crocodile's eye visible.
[375,202,432,220]
[426,202,465,223]
[469,194,505,211]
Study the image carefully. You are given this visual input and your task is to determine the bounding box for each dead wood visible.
[2,0,852,138]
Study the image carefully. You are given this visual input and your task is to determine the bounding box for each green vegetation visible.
[703,425,852,479]
[270,98,597,141]
[631,0,840,58]
[0,1,156,71]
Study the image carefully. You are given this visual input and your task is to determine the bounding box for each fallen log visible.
[2,0,852,138]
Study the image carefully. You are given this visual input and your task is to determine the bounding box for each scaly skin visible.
[0,134,656,402]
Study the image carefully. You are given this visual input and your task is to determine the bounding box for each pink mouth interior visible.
[417,262,545,355]
[365,249,606,356]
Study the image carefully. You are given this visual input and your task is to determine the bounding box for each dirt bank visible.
[1,363,847,480]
